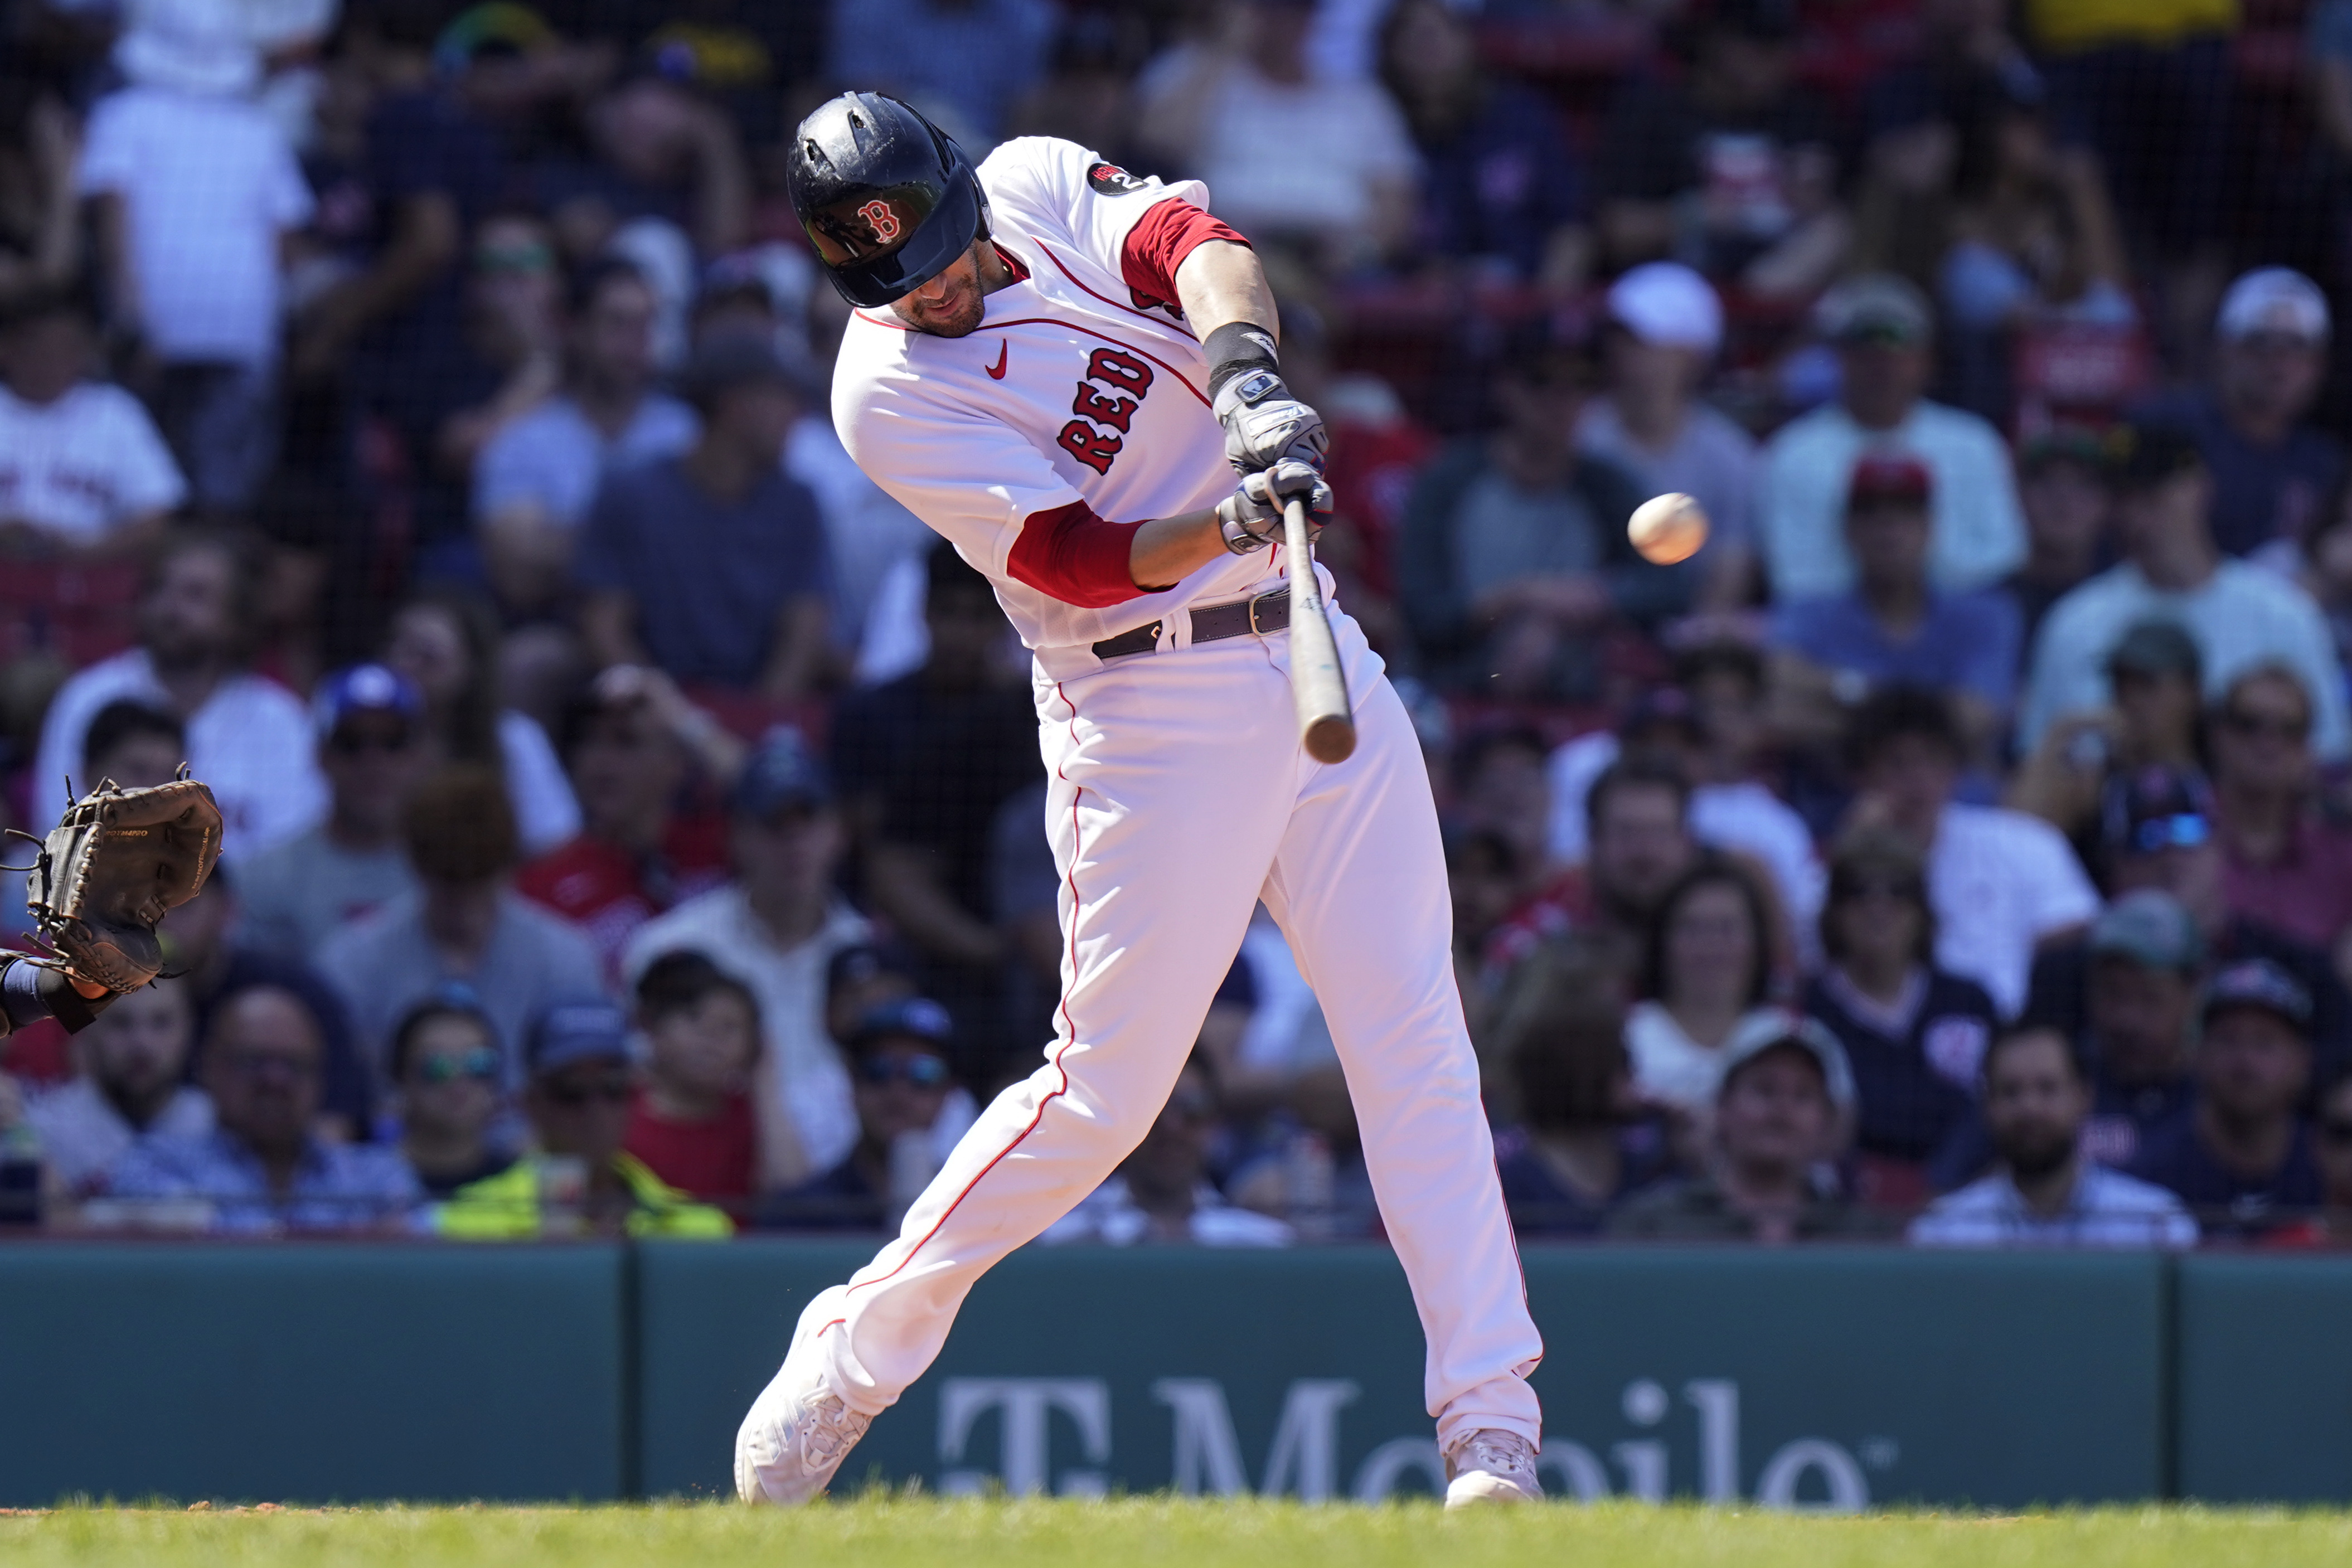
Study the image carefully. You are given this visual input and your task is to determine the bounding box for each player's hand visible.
[1216,460,1333,555]
[1214,370,1328,475]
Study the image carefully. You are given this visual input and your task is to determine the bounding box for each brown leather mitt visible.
[22,770,224,993]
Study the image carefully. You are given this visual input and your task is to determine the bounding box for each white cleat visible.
[733,1336,872,1506]
[1442,1429,1544,1509]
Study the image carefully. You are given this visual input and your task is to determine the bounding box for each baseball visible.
[1628,492,1710,566]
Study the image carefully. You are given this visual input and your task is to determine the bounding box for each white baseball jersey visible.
[831,137,1282,652]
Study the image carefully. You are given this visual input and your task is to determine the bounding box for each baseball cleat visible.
[1442,1429,1543,1509]
[734,1333,872,1506]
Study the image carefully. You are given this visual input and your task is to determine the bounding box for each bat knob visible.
[1303,715,1357,765]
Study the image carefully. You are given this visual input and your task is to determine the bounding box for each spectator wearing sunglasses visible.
[387,991,513,1201]
[2024,765,2352,1079]
[435,998,730,1239]
[760,997,958,1232]
[624,953,778,1209]
[239,666,429,962]
[2207,665,2352,961]
[2269,1067,2352,1247]
[2130,960,2325,1239]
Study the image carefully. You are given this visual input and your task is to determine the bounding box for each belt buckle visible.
[1248,589,1279,636]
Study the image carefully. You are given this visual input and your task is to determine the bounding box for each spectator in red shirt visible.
[624,951,772,1210]
[516,666,739,980]
[2208,663,2352,968]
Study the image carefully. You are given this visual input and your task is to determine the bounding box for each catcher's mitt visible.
[18,770,224,993]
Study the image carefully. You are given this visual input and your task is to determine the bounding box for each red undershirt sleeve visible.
[1005,499,1151,608]
[1119,197,1252,311]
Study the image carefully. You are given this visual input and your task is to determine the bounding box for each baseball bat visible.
[1283,496,1356,764]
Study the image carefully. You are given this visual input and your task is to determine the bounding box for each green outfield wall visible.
[0,1241,2345,1508]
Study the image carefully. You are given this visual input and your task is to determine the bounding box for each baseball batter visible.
[735,93,1544,1508]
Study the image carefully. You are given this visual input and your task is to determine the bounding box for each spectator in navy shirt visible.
[578,333,833,698]
[760,996,958,1231]
[1770,452,2022,758]
[1379,0,1587,288]
[2136,269,2344,560]
[1802,831,1999,1207]
[2132,959,2325,1236]
[1490,989,1671,1237]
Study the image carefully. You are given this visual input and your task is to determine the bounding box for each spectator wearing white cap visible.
[2133,267,2344,561]
[1575,263,1758,610]
[1755,273,2028,603]
[77,0,314,511]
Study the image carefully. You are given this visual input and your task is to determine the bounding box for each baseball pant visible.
[798,608,1544,1450]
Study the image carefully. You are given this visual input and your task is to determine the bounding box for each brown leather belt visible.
[1091,588,1292,660]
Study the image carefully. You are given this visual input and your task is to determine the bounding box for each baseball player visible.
[735,94,1543,1509]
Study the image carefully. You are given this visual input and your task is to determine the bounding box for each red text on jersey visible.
[1054,347,1156,476]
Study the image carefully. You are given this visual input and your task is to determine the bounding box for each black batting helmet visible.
[786,93,990,309]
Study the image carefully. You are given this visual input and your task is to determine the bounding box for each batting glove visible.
[1214,370,1328,475]
[1216,460,1334,555]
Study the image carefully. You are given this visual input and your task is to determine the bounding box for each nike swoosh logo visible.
[986,341,1008,379]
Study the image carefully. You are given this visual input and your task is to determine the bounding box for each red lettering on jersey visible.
[1085,347,1153,395]
[857,200,901,244]
[1071,384,1138,434]
[1055,419,1123,475]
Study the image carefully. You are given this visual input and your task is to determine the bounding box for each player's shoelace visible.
[797,1392,872,1472]
[1446,1430,1536,1483]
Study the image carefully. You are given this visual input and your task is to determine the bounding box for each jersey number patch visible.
[857,200,901,244]
[1087,163,1151,196]
[1055,347,1155,476]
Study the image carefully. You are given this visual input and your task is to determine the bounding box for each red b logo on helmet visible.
[857,200,902,244]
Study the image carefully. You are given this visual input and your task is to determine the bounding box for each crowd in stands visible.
[3,0,2352,1251]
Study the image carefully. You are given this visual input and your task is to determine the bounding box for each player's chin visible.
[905,294,985,338]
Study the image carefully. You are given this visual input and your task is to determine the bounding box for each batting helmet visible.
[786,93,990,309]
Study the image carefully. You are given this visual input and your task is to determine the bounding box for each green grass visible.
[1,1499,2349,1568]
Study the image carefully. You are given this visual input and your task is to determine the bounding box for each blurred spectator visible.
[2208,666,2352,965]
[1575,264,1756,609]
[0,285,183,559]
[1769,452,2023,756]
[315,764,605,1090]
[1397,323,1665,700]
[1451,725,1574,974]
[830,0,1056,149]
[1909,1024,2198,1247]
[623,729,866,1186]
[1609,1013,1874,1242]
[532,55,751,263]
[2001,427,2112,657]
[22,979,210,1201]
[79,697,184,788]
[1592,0,1847,300]
[79,0,313,511]
[1756,275,2027,603]
[834,542,1036,1082]
[1845,686,2099,1017]
[1490,992,1672,1236]
[34,529,326,861]
[1005,11,1153,164]
[383,590,580,855]
[2075,891,2205,1172]
[2007,620,2203,852]
[105,983,419,1234]
[1625,860,1784,1121]
[473,257,696,616]
[516,667,736,977]
[761,995,958,1232]
[1135,0,1418,271]
[624,952,772,1208]
[1378,0,1588,289]
[2133,960,2325,1235]
[2018,420,2351,761]
[236,664,427,959]
[0,88,80,309]
[2024,767,2352,1079]
[1043,1052,1293,1247]
[1547,652,1825,941]
[2294,470,2352,678]
[435,997,731,1238]
[427,208,565,509]
[578,333,831,698]
[1803,831,2000,1203]
[385,989,512,1200]
[2271,1066,2352,1246]
[2138,269,2343,560]
[1574,756,1701,987]
[1934,69,2136,421]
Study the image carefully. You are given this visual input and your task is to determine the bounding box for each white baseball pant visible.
[796,606,1544,1450]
